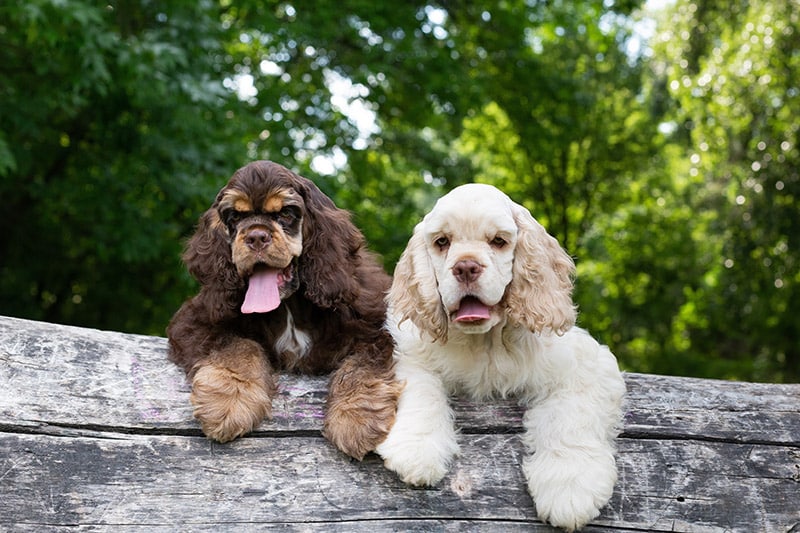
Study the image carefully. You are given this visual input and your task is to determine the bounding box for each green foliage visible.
[0,0,797,381]
[0,1,254,334]
[650,0,800,381]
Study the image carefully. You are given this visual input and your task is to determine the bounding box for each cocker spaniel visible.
[375,184,626,531]
[167,160,400,459]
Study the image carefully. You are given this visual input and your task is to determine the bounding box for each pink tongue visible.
[454,296,491,322]
[241,268,282,314]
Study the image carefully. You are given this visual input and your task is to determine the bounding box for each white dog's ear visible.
[506,202,576,335]
[388,224,449,342]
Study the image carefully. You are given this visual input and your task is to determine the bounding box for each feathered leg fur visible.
[375,357,460,485]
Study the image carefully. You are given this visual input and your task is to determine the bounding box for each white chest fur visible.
[274,309,312,365]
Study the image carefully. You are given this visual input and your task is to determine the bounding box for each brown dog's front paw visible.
[323,374,404,460]
[191,363,273,443]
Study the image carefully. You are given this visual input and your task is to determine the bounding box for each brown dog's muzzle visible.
[243,226,272,252]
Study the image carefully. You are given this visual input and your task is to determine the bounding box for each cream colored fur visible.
[376,184,626,532]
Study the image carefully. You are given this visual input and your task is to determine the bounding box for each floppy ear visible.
[294,176,364,308]
[506,203,576,335]
[388,223,449,342]
[183,208,241,291]
[180,207,244,322]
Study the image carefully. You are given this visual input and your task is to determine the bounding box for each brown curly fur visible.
[167,161,400,459]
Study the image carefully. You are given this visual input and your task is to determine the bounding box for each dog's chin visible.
[239,258,301,298]
[447,295,504,335]
[450,313,503,334]
[236,253,292,278]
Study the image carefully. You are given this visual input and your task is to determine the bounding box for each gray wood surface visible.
[1,315,798,532]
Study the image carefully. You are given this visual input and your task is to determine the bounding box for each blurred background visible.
[0,1,797,382]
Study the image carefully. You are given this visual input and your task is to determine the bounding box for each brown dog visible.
[167,160,400,459]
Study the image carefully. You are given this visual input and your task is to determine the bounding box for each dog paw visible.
[375,431,459,486]
[323,375,404,460]
[524,449,617,531]
[190,363,273,443]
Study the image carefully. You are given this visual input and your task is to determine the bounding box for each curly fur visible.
[376,183,626,531]
[167,160,400,459]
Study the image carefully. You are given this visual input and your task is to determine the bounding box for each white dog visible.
[376,184,626,531]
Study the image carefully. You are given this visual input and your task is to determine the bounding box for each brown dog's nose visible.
[244,228,271,251]
[452,260,483,283]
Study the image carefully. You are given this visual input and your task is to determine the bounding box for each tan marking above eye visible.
[234,198,252,212]
[263,188,296,213]
[220,189,253,212]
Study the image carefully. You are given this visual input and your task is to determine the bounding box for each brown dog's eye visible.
[490,236,507,248]
[434,236,450,250]
[222,209,247,231]
[275,206,300,228]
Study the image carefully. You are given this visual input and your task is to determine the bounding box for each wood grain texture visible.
[1,315,799,531]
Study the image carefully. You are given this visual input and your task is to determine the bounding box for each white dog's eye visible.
[490,236,507,248]
[434,236,450,250]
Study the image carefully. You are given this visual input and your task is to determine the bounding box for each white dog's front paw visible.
[524,449,617,531]
[376,432,459,486]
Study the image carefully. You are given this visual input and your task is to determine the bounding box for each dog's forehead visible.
[217,161,308,213]
[425,183,515,235]
[218,184,303,213]
[261,186,303,212]
[218,188,253,212]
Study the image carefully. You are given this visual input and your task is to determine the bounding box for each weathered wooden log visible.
[1,315,798,531]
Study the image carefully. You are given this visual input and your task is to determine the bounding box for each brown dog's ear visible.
[181,206,244,322]
[294,175,365,308]
[506,202,576,335]
[388,223,449,342]
[182,208,240,291]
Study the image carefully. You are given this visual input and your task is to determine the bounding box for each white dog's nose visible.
[452,260,483,283]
